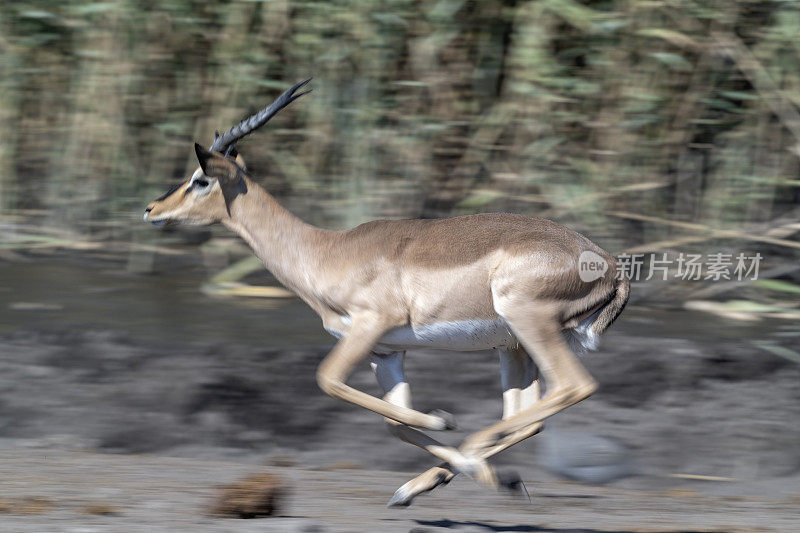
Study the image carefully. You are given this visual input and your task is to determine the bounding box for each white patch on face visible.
[188,169,215,197]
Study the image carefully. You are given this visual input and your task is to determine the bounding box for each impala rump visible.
[564,276,630,353]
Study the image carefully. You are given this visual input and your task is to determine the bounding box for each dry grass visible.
[267,454,297,467]
[0,496,54,514]
[82,502,120,516]
[2,0,800,256]
[210,472,287,519]
[317,461,362,471]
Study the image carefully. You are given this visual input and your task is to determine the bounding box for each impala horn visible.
[209,78,312,156]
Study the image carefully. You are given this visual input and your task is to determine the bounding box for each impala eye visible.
[194,178,209,188]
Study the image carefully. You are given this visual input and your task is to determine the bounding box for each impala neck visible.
[221,176,326,300]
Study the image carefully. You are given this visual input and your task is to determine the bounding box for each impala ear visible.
[194,143,215,175]
[194,143,239,184]
[234,152,247,172]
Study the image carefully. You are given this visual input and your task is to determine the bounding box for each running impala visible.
[144,79,629,507]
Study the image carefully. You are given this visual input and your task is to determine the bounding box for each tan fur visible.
[145,146,629,505]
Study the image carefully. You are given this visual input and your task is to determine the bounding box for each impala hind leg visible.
[389,347,544,506]
[370,351,499,507]
[500,346,541,421]
[475,346,544,459]
[460,297,597,457]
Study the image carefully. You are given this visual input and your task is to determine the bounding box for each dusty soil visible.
[1,257,799,531]
[1,450,798,532]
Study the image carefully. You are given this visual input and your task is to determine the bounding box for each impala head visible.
[144,78,311,227]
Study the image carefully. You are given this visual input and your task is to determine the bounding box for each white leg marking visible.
[372,352,488,480]
[499,349,522,420]
[519,353,540,410]
[499,348,540,419]
[371,351,411,408]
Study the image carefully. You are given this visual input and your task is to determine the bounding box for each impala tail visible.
[565,275,630,354]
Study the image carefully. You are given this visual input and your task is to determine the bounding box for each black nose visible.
[145,206,153,213]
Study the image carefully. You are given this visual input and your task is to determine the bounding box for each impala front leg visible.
[316,315,451,431]
[370,351,497,505]
[389,347,543,506]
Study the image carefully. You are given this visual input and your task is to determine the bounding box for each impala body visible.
[322,214,617,352]
[144,79,629,506]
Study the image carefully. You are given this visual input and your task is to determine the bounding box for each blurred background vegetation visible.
[1,0,799,309]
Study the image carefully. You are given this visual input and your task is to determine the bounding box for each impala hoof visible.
[387,485,414,507]
[388,466,455,508]
[497,469,531,502]
[427,409,457,430]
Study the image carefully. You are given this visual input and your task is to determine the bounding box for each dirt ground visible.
[1,449,798,533]
[1,258,799,531]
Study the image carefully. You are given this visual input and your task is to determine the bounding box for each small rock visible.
[538,430,633,483]
[210,472,286,518]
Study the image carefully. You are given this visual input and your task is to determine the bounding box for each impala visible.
[144,79,629,506]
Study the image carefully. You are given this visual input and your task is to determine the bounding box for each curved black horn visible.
[209,78,312,154]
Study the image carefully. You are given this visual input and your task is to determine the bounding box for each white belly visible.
[326,318,518,352]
